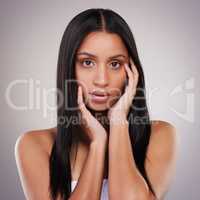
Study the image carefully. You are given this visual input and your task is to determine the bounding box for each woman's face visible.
[75,31,129,111]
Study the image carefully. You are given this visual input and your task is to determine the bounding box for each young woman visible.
[15,8,178,200]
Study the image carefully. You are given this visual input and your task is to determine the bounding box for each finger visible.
[124,63,134,88]
[77,87,88,129]
[129,57,139,81]
[77,86,82,104]
[124,64,135,100]
[78,86,86,111]
[128,58,139,88]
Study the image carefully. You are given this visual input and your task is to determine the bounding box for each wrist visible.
[90,137,108,149]
[110,115,128,127]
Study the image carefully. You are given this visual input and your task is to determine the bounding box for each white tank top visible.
[71,179,108,200]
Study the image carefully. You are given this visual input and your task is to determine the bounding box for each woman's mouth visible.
[89,91,110,103]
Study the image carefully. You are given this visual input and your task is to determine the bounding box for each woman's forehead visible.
[77,32,128,55]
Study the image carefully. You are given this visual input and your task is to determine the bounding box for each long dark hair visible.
[49,8,156,199]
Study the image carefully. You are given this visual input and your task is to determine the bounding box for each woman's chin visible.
[86,102,110,111]
[84,95,117,111]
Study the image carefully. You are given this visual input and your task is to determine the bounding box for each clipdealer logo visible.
[168,77,195,123]
[5,77,196,123]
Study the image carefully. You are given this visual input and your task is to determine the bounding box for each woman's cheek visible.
[107,86,121,107]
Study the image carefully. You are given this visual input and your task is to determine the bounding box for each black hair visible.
[49,8,157,199]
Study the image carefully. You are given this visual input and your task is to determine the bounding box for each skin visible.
[75,31,178,199]
[75,31,132,182]
[75,31,129,113]
[75,31,133,144]
[14,31,178,200]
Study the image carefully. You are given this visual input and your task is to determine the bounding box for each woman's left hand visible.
[107,57,139,125]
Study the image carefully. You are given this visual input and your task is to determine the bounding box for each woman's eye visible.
[81,60,94,67]
[110,61,121,69]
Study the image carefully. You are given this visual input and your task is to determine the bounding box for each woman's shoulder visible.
[148,120,178,156]
[15,127,57,157]
[150,120,176,130]
[150,120,177,141]
[150,120,177,135]
[14,128,59,200]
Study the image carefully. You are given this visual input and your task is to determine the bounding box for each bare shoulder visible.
[15,127,57,157]
[150,120,177,140]
[143,121,179,198]
[147,120,179,159]
[14,127,58,199]
[150,120,176,131]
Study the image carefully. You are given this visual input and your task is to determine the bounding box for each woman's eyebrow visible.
[76,52,127,59]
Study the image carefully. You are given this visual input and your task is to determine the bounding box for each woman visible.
[15,8,178,200]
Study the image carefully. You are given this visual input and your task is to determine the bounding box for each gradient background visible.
[1,0,200,199]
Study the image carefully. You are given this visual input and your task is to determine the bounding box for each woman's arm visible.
[69,139,107,200]
[108,121,150,200]
[15,131,55,200]
[108,120,178,200]
[71,85,108,199]
[15,131,107,200]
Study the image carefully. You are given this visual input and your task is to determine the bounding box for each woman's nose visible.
[93,67,109,87]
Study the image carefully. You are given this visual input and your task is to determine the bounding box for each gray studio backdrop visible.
[1,0,200,199]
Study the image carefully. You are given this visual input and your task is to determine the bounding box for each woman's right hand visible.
[77,85,108,144]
